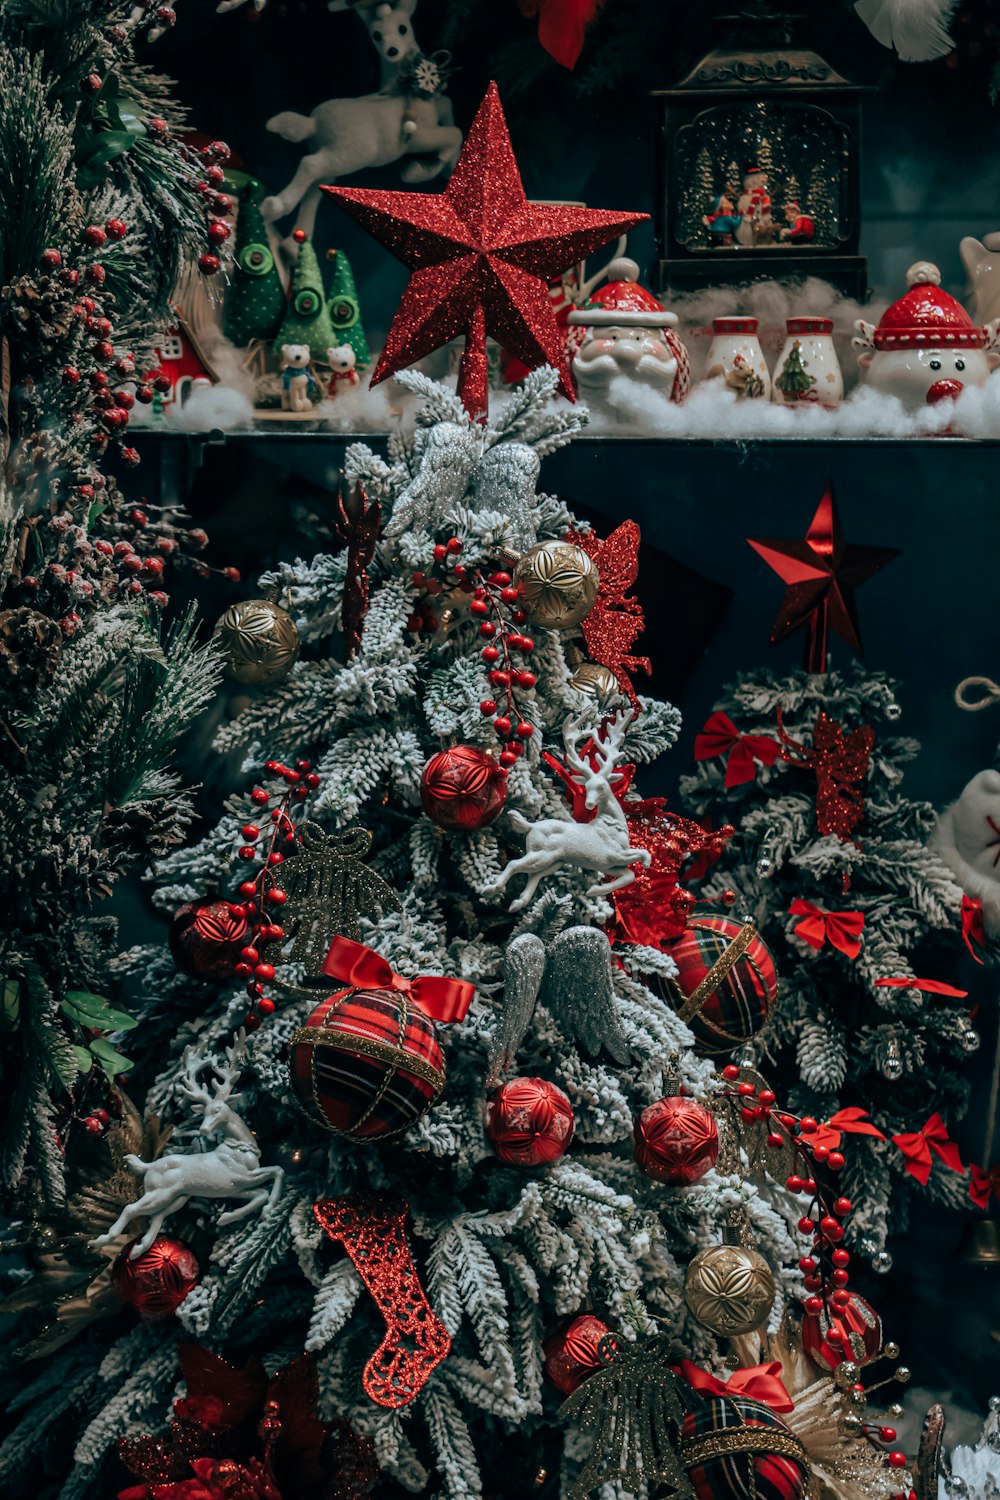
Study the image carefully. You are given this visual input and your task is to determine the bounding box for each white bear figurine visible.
[325,343,359,397]
[853,262,1000,410]
[279,343,317,413]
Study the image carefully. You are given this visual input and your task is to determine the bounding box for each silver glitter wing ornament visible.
[542,925,631,1065]
[471,441,540,550]
[280,822,402,976]
[385,420,481,537]
[559,1333,692,1500]
[486,932,545,1086]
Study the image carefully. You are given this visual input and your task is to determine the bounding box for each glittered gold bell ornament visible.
[570,662,620,699]
[513,540,599,630]
[684,1242,776,1336]
[214,599,300,685]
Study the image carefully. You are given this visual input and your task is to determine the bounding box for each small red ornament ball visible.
[678,1387,809,1500]
[542,1314,615,1395]
[289,987,445,1140]
[800,1292,883,1372]
[667,913,777,1055]
[169,897,249,984]
[486,1077,575,1166]
[633,1096,719,1185]
[111,1236,200,1321]
[420,744,507,832]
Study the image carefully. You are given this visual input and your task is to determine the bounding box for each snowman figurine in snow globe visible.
[853,262,1000,410]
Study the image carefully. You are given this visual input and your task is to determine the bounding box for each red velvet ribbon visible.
[693,711,781,788]
[673,1358,794,1413]
[321,936,474,1024]
[891,1112,964,1184]
[789,898,865,958]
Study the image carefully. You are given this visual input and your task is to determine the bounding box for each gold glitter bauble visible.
[513,541,599,630]
[214,599,300,685]
[684,1243,776,1336]
[570,662,620,699]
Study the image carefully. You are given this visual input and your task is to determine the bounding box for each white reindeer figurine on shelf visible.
[92,1036,283,1260]
[483,713,652,914]
[260,0,462,256]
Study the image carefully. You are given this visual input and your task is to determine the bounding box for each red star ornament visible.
[747,484,899,672]
[322,82,646,419]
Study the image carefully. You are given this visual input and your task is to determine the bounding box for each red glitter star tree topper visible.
[747,485,899,672]
[322,83,647,420]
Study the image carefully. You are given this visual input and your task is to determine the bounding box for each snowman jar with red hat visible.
[853,261,1000,410]
[568,257,690,406]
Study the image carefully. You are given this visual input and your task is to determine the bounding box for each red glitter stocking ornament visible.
[777,708,874,843]
[313,1195,451,1407]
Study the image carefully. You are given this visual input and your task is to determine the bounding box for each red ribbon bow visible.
[673,1358,794,1413]
[789,898,865,958]
[321,936,475,1024]
[693,711,780,788]
[970,1162,1000,1209]
[891,1112,964,1184]
[874,977,968,998]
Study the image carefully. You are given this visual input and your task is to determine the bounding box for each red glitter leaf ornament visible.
[567,521,651,705]
[322,84,645,420]
[777,707,874,843]
[313,1195,451,1408]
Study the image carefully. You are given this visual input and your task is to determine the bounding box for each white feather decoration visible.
[854,0,956,61]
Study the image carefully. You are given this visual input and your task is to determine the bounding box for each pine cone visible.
[0,607,63,683]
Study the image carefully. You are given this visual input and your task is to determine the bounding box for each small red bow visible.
[789,898,865,958]
[962,895,987,964]
[673,1358,794,1413]
[807,1106,885,1153]
[892,1113,964,1184]
[321,936,474,1024]
[694,711,780,788]
[970,1162,1000,1209]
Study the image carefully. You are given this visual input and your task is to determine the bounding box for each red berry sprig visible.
[471,567,537,768]
[227,759,320,1028]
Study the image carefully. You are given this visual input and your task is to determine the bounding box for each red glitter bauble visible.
[667,914,777,1056]
[486,1077,575,1166]
[289,987,445,1140]
[169,897,248,984]
[800,1292,882,1372]
[111,1236,200,1321]
[420,745,507,831]
[542,1313,615,1395]
[634,1096,719,1185]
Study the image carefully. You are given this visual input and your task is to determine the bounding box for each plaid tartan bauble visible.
[290,986,445,1140]
[679,1387,809,1500]
[667,914,777,1055]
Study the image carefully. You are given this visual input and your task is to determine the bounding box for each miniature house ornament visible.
[853,262,1000,410]
[568,257,690,403]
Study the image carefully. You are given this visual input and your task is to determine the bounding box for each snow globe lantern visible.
[651,2,867,299]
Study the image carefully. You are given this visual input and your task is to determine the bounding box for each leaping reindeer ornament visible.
[483,713,651,914]
[92,1035,283,1260]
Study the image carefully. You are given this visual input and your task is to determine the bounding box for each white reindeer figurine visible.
[483,714,652,914]
[260,0,462,256]
[92,1037,283,1260]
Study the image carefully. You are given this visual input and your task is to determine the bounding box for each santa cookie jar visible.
[853,262,1000,409]
[568,258,690,404]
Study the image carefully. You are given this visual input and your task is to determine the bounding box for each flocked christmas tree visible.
[680,488,977,1264]
[223,183,288,349]
[0,374,929,1500]
[0,0,229,1212]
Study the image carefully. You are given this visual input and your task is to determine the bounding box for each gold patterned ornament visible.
[214,599,300,685]
[513,540,599,630]
[684,1242,776,1336]
[569,662,621,699]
